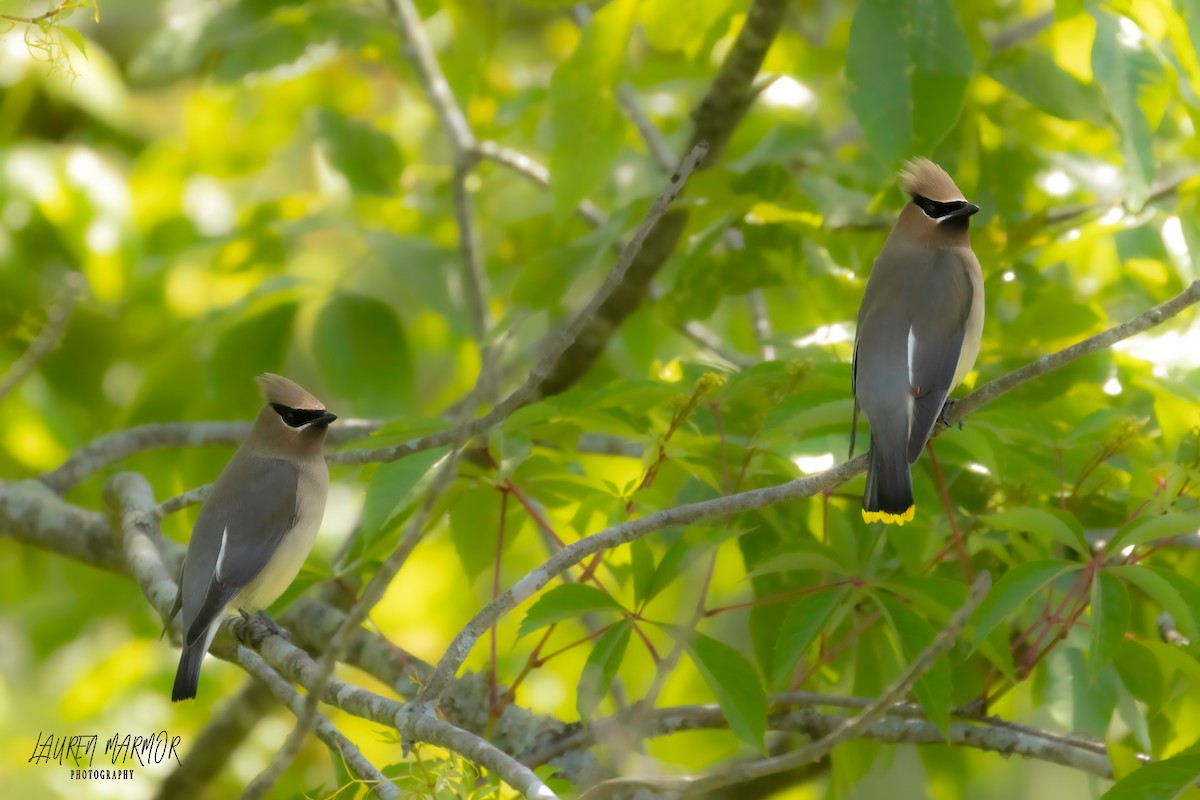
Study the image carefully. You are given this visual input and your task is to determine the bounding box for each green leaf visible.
[215,21,308,81]
[883,576,1016,681]
[991,48,1105,123]
[313,107,403,196]
[517,584,626,639]
[1107,513,1200,553]
[312,293,412,416]
[1110,565,1200,641]
[577,620,633,720]
[639,0,734,55]
[745,539,848,579]
[1091,10,1166,210]
[449,485,512,582]
[982,507,1090,556]
[642,526,743,606]
[772,586,848,688]
[875,594,952,734]
[970,560,1079,645]
[547,0,637,217]
[630,538,655,610]
[1090,571,1130,671]
[1066,649,1118,739]
[846,0,974,165]
[209,297,298,403]
[1100,753,1200,800]
[671,629,767,751]
[60,26,88,59]
[359,448,448,546]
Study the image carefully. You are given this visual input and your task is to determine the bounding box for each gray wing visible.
[905,250,974,463]
[180,455,299,647]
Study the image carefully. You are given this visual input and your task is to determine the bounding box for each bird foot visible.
[939,398,964,429]
[237,608,291,642]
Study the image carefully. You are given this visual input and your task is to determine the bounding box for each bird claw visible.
[939,398,963,430]
[237,608,290,642]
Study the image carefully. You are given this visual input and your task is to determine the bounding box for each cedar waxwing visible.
[169,374,336,701]
[851,159,984,526]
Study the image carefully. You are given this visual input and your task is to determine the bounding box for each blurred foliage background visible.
[2,0,1200,798]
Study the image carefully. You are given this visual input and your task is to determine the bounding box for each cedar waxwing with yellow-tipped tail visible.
[851,159,984,526]
[169,374,336,701]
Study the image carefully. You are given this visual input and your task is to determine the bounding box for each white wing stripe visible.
[907,327,916,388]
[215,526,229,581]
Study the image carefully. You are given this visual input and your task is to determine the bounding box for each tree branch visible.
[563,705,1114,783]
[385,0,474,155]
[528,0,788,395]
[0,479,120,572]
[41,418,380,494]
[418,279,1200,703]
[0,272,84,408]
[987,11,1054,53]
[1043,170,1200,226]
[943,280,1200,425]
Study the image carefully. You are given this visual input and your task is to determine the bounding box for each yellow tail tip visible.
[861,505,916,526]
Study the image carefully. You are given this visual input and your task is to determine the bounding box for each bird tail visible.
[172,641,205,702]
[862,432,915,525]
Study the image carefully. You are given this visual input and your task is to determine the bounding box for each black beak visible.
[949,202,980,219]
[316,411,338,425]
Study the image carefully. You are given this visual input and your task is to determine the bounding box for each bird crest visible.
[899,158,965,202]
[255,374,325,410]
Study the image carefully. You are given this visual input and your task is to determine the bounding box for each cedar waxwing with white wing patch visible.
[169,374,336,701]
[851,159,984,526]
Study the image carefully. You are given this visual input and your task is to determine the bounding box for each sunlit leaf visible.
[312,293,412,416]
[669,627,768,752]
[1107,513,1200,553]
[517,584,627,639]
[983,507,1090,556]
[875,593,952,734]
[772,585,848,688]
[1090,570,1129,671]
[312,107,403,196]
[577,620,633,719]
[359,448,448,548]
[1100,753,1200,800]
[1091,10,1166,210]
[970,560,1079,645]
[548,0,638,217]
[846,0,974,164]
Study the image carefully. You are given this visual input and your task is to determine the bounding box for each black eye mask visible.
[912,195,970,219]
[272,404,329,428]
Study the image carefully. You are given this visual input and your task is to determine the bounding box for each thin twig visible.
[0,273,84,408]
[748,288,776,361]
[237,650,400,800]
[453,163,492,344]
[0,0,73,25]
[385,0,474,154]
[580,573,992,797]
